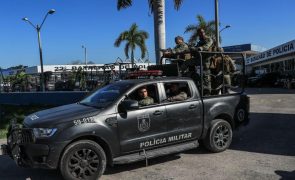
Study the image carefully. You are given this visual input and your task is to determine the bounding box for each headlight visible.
[33,128,57,138]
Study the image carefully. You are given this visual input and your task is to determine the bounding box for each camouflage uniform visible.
[171,42,189,54]
[195,37,213,51]
[222,55,236,93]
[210,54,236,94]
[181,36,213,95]
[138,96,154,106]
[197,37,213,95]
[164,42,190,61]
[168,91,188,101]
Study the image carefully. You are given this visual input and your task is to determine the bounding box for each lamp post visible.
[81,45,88,85]
[82,45,87,66]
[219,25,231,47]
[22,9,56,92]
[219,25,231,34]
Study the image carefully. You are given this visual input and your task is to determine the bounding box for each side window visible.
[163,82,191,102]
[128,84,159,107]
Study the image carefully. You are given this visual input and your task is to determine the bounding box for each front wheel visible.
[203,119,233,153]
[60,140,107,180]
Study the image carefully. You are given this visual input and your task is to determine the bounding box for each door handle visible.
[153,110,163,115]
[189,104,197,109]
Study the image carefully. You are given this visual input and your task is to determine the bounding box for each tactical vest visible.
[210,55,235,74]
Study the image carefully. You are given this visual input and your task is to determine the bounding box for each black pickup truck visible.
[1,76,249,180]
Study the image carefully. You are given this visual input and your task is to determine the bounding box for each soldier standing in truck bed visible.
[210,48,236,94]
[181,28,214,95]
[163,36,189,59]
[193,28,214,52]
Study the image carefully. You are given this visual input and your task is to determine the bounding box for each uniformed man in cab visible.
[166,83,188,101]
[137,86,154,106]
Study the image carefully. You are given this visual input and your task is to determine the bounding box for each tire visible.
[60,140,107,180]
[235,106,246,123]
[203,119,233,153]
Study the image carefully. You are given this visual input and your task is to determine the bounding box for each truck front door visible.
[117,83,167,153]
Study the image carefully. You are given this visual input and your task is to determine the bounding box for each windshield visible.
[80,82,133,108]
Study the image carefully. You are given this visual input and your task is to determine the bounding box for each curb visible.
[0,138,6,144]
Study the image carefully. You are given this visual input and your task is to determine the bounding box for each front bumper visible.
[0,124,68,169]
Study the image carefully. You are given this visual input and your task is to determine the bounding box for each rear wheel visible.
[60,140,106,180]
[236,107,246,123]
[203,119,232,153]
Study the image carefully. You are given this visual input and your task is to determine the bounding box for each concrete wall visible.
[0,92,89,106]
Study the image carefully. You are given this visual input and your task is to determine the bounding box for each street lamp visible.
[82,45,88,66]
[219,25,231,34]
[22,9,56,92]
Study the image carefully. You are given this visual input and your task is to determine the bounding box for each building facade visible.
[0,63,154,92]
[223,43,265,58]
[245,40,295,75]
[1,63,153,77]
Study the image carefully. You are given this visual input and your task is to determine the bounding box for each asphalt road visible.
[0,88,294,180]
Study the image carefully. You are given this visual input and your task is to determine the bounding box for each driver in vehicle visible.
[137,86,154,106]
[167,83,188,101]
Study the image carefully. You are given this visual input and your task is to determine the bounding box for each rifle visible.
[158,48,172,52]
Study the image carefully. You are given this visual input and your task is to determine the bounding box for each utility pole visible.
[215,0,220,48]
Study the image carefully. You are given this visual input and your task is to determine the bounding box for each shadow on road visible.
[0,155,62,180]
[275,170,295,180]
[245,88,295,95]
[105,154,181,175]
[230,112,295,156]
[0,151,182,178]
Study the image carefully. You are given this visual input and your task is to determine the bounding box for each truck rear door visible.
[161,81,203,140]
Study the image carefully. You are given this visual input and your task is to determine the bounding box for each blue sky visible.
[0,0,294,68]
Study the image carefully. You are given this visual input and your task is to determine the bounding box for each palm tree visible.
[117,0,184,64]
[114,23,149,66]
[74,67,87,90]
[0,67,4,92]
[184,15,217,45]
[10,71,31,92]
[43,71,52,90]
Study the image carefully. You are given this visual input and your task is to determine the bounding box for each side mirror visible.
[121,99,139,111]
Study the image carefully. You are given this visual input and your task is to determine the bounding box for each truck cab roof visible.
[116,76,193,85]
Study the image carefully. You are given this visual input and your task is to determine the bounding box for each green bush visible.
[0,105,53,139]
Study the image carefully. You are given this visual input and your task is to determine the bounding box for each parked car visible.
[247,72,281,87]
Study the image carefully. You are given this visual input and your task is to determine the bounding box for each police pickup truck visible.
[1,77,249,180]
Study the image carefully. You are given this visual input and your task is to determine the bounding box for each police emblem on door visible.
[138,114,150,132]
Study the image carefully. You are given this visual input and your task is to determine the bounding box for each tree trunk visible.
[153,0,166,64]
[131,49,135,67]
